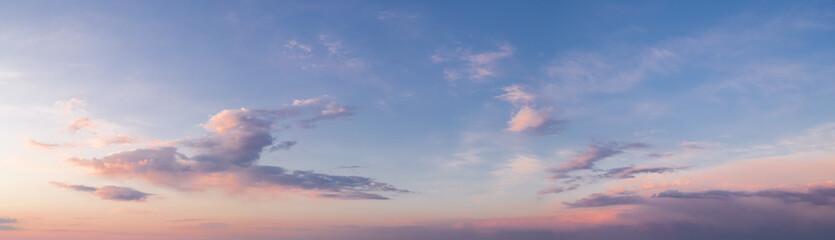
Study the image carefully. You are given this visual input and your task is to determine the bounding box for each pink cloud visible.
[67,98,407,200]
[68,118,95,133]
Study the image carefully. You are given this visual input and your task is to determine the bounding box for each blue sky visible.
[1,1,835,239]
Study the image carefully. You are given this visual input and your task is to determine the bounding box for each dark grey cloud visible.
[67,99,407,200]
[51,182,151,202]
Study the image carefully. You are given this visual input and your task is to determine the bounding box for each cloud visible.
[564,192,645,208]
[68,117,95,133]
[655,187,835,205]
[506,106,566,135]
[544,47,675,96]
[538,184,580,195]
[497,85,537,106]
[550,142,649,178]
[567,185,835,210]
[50,182,151,202]
[434,44,514,81]
[269,141,297,152]
[602,166,682,179]
[0,218,17,224]
[493,155,544,186]
[55,98,85,113]
[88,134,140,147]
[67,97,407,200]
[26,138,62,150]
[680,141,708,149]
[194,222,229,229]
[498,85,567,136]
[444,148,484,168]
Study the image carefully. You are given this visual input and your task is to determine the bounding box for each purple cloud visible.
[564,192,645,208]
[550,142,649,178]
[602,166,683,179]
[655,187,835,205]
[51,182,151,202]
[67,98,408,200]
[538,184,580,195]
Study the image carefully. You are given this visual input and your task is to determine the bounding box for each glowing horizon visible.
[2,1,835,239]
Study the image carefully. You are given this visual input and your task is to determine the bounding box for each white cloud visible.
[497,85,566,136]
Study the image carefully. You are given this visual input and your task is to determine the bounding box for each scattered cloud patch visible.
[55,98,85,113]
[433,44,515,82]
[544,48,676,96]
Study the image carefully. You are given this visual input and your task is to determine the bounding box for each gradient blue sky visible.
[2,1,835,239]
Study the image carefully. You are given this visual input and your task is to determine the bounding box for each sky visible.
[1,0,835,239]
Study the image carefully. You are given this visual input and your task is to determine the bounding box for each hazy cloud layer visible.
[67,98,407,200]
[0,218,17,224]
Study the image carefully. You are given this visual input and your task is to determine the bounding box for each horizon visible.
[1,1,835,239]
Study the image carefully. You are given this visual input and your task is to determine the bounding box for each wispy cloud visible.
[68,117,95,133]
[602,166,683,179]
[493,155,544,186]
[549,142,649,178]
[51,182,152,202]
[66,97,407,200]
[433,44,515,82]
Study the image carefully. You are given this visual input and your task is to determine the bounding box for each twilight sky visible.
[2,1,835,239]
